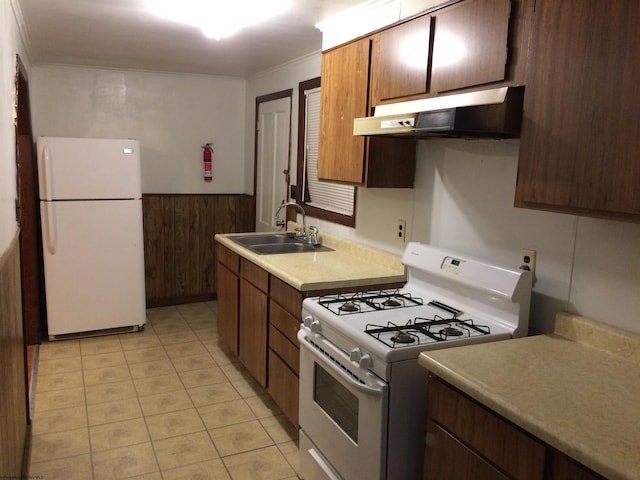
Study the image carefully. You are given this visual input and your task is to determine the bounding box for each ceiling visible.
[16,0,368,77]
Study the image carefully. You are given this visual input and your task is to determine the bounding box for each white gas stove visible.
[298,242,532,480]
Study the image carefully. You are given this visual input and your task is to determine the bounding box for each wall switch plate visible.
[520,248,536,274]
[397,219,407,242]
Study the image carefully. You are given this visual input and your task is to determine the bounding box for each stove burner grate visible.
[365,316,491,348]
[318,289,424,315]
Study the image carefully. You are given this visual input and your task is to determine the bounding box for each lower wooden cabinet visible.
[425,375,604,480]
[216,245,240,355]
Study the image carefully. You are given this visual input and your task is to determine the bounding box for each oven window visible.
[314,364,359,443]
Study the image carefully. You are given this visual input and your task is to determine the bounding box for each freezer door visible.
[37,136,142,200]
[41,199,146,336]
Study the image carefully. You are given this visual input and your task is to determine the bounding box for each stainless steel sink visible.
[229,233,334,255]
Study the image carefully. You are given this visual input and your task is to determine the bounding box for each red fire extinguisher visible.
[202,143,213,182]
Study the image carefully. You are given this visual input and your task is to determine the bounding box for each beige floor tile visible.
[134,373,185,397]
[32,405,88,434]
[146,306,181,321]
[176,303,213,316]
[119,331,162,351]
[178,366,228,388]
[34,386,85,412]
[209,420,274,457]
[128,358,177,379]
[152,319,191,334]
[222,446,295,480]
[82,351,127,371]
[124,346,169,364]
[30,427,90,463]
[87,398,143,426]
[187,382,241,407]
[194,329,218,343]
[206,346,236,367]
[277,440,302,477]
[37,356,83,375]
[153,430,219,470]
[145,408,205,441]
[83,365,132,386]
[92,442,159,480]
[161,458,231,480]
[198,399,256,430]
[36,370,84,393]
[219,363,254,383]
[90,417,150,452]
[245,393,280,419]
[124,473,163,480]
[85,379,138,405]
[38,339,81,361]
[158,330,200,345]
[185,316,216,331]
[29,453,93,480]
[260,415,299,444]
[230,376,264,399]
[171,354,217,373]
[138,389,194,416]
[164,340,208,359]
[80,336,123,356]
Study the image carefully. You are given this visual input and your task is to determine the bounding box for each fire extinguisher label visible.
[203,143,213,182]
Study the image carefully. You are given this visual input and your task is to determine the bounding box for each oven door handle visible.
[299,332,385,397]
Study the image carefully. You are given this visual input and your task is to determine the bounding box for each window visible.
[296,77,356,227]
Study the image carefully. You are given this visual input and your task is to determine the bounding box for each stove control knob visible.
[349,348,361,362]
[303,316,321,333]
[358,354,372,369]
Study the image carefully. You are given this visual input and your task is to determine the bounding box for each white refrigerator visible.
[37,136,147,339]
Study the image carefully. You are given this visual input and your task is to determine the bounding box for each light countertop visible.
[214,229,406,291]
[418,312,640,480]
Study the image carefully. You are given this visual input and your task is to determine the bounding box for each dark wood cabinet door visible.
[238,277,268,387]
[318,38,370,184]
[431,0,511,93]
[371,15,432,104]
[516,0,640,220]
[216,262,239,355]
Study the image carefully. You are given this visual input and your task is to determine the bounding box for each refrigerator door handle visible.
[43,202,57,254]
[41,145,54,199]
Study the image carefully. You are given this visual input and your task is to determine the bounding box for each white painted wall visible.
[30,65,246,194]
[0,1,30,254]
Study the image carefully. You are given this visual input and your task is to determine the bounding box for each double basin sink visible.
[229,233,334,255]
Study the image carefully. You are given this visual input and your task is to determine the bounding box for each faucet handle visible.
[308,226,320,246]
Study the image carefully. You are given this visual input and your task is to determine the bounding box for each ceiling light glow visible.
[146,0,291,40]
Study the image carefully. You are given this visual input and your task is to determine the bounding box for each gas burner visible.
[382,298,402,308]
[391,330,416,344]
[439,326,463,337]
[339,301,360,313]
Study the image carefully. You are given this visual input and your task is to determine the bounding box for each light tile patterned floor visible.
[29,301,302,480]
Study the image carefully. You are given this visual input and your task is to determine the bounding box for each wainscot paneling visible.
[143,194,254,307]
[0,232,29,478]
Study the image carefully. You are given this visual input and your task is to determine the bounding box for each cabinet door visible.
[431,0,511,93]
[515,1,640,220]
[371,15,432,104]
[216,262,239,355]
[238,278,268,387]
[318,38,371,184]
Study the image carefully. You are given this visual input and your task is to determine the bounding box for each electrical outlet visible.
[397,219,407,242]
[520,248,536,273]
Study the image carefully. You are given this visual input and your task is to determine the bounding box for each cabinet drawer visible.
[269,324,299,375]
[270,276,303,316]
[268,349,299,426]
[270,300,301,346]
[427,377,545,480]
[240,258,269,292]
[216,243,239,273]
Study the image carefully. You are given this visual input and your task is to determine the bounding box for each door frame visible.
[253,89,293,230]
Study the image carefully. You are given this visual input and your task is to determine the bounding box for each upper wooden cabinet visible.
[318,37,416,187]
[370,15,433,104]
[515,0,640,221]
[431,0,511,93]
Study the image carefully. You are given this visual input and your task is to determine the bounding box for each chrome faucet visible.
[274,201,320,245]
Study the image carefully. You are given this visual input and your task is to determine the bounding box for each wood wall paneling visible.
[0,234,29,479]
[143,194,254,306]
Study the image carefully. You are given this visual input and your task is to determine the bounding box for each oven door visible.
[298,329,388,480]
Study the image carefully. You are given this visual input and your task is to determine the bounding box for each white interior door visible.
[255,96,291,232]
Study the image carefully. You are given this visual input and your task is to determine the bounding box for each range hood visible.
[353,86,524,138]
